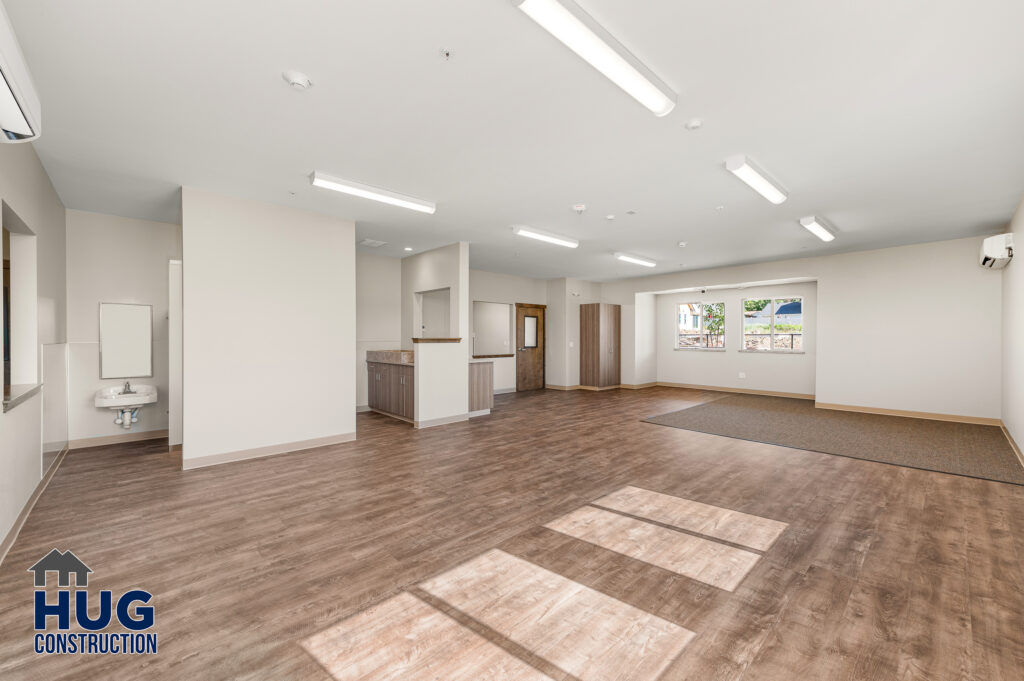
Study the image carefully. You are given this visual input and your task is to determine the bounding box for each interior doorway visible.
[515,303,545,391]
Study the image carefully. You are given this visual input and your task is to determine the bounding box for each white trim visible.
[0,446,68,568]
[469,409,491,418]
[69,429,168,450]
[181,432,356,470]
[415,413,469,429]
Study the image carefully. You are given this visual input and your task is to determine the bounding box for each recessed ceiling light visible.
[359,238,387,248]
[513,225,579,248]
[677,241,688,248]
[715,205,725,211]
[606,214,616,220]
[513,0,677,116]
[282,70,312,90]
[684,118,703,130]
[724,155,787,205]
[404,247,413,251]
[615,252,656,267]
[799,216,837,242]
[311,171,436,214]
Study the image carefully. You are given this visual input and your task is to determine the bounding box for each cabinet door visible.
[381,364,394,414]
[367,362,378,409]
[403,367,415,419]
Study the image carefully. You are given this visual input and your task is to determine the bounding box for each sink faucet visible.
[121,381,135,395]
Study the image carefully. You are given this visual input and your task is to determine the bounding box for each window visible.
[676,302,725,349]
[743,297,803,351]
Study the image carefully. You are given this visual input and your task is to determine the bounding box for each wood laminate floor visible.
[0,386,1022,680]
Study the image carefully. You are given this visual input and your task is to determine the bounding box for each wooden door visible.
[580,303,600,387]
[601,303,621,387]
[515,303,546,391]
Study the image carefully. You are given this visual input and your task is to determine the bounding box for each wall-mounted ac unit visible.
[980,233,1013,269]
[0,2,40,142]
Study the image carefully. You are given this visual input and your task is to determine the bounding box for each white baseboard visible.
[469,409,491,418]
[493,388,516,395]
[69,429,169,450]
[815,401,1001,426]
[356,404,370,413]
[181,432,356,470]
[0,445,69,568]
[415,413,469,429]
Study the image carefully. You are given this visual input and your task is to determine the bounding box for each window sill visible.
[674,347,727,352]
[3,383,42,413]
[738,350,806,354]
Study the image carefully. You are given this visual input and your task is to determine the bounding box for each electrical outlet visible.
[738,371,746,379]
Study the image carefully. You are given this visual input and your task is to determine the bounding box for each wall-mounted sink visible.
[95,384,158,408]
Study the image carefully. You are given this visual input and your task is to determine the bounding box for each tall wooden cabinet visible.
[580,303,621,389]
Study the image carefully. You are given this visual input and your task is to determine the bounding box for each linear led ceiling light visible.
[724,155,788,205]
[800,216,837,242]
[512,225,580,248]
[614,252,656,267]
[513,0,677,117]
[311,171,436,214]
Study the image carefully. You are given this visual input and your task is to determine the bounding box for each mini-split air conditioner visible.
[980,234,1013,269]
[0,2,40,142]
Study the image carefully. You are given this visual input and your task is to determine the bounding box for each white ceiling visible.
[7,0,1024,281]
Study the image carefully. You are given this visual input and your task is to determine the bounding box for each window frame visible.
[740,296,805,354]
[675,301,726,351]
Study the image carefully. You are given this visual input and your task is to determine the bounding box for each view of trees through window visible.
[743,297,803,351]
[677,302,725,349]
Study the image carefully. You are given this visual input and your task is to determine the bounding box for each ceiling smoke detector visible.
[572,204,587,215]
[684,118,703,130]
[282,70,312,90]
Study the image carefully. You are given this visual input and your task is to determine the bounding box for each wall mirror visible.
[472,301,512,356]
[99,303,153,378]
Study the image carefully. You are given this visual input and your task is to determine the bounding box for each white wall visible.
[181,188,355,464]
[168,260,182,446]
[542,277,602,388]
[402,243,469,424]
[65,210,181,442]
[603,237,1002,419]
[41,343,68,455]
[0,142,66,547]
[1003,197,1023,444]
[545,278,567,387]
[656,282,818,396]
[401,243,466,347]
[356,252,402,409]
[468,268,547,392]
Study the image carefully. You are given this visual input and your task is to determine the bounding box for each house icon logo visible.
[28,548,158,656]
[28,549,92,588]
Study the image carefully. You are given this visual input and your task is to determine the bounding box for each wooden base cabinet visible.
[367,362,414,421]
[580,303,621,388]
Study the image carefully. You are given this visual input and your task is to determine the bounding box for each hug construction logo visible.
[28,549,158,655]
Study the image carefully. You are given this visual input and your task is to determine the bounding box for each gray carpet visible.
[646,394,1024,485]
